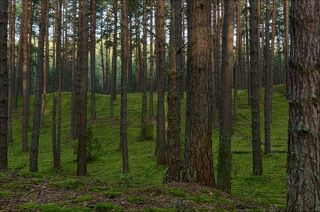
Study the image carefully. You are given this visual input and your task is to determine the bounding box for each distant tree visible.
[0,0,8,170]
[183,0,215,187]
[218,0,235,193]
[30,0,49,172]
[120,0,129,174]
[155,0,166,165]
[286,1,320,211]
[249,0,263,176]
[77,0,89,176]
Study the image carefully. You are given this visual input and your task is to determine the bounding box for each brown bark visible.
[249,0,263,176]
[165,0,181,183]
[183,0,215,187]
[77,0,89,176]
[22,0,31,152]
[175,0,184,98]
[148,0,154,119]
[284,0,289,95]
[155,0,166,165]
[120,0,129,174]
[30,0,49,172]
[0,0,8,170]
[287,1,320,211]
[217,0,235,194]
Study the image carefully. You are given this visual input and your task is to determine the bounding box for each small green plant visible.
[72,194,93,203]
[139,123,154,141]
[73,126,102,161]
[51,179,81,189]
[119,173,133,188]
[95,202,121,211]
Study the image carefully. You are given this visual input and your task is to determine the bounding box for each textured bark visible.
[148,0,154,118]
[249,0,263,176]
[245,0,251,105]
[286,1,320,211]
[90,0,96,122]
[155,0,166,165]
[217,0,234,194]
[120,0,129,174]
[128,16,133,93]
[100,21,105,93]
[106,47,111,94]
[0,0,8,170]
[183,0,215,187]
[30,0,48,172]
[175,0,184,98]
[77,0,89,176]
[22,0,31,152]
[165,0,181,183]
[264,0,272,155]
[284,0,289,95]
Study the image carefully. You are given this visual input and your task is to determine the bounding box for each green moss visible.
[72,194,93,202]
[95,202,121,211]
[51,179,82,189]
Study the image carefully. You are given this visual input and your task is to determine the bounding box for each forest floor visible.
[0,85,288,211]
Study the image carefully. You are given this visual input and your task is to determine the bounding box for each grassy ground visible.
[0,85,288,211]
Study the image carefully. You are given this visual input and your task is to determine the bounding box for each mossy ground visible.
[0,85,288,211]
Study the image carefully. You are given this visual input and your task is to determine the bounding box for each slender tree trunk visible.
[165,0,181,183]
[140,0,148,137]
[110,0,118,118]
[286,1,320,211]
[245,0,251,105]
[30,0,48,172]
[183,0,215,187]
[284,0,289,95]
[120,0,129,174]
[90,0,96,122]
[106,47,110,94]
[22,0,31,152]
[0,0,8,170]
[217,0,235,194]
[175,0,184,98]
[249,0,263,176]
[149,0,154,119]
[100,21,105,93]
[128,16,133,93]
[77,0,89,176]
[155,0,166,165]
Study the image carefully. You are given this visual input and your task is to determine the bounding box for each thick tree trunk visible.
[30,0,48,172]
[155,0,166,165]
[90,0,96,122]
[286,1,320,211]
[183,0,215,187]
[217,0,234,194]
[175,0,184,98]
[77,0,89,176]
[249,0,263,176]
[0,0,8,170]
[165,0,181,183]
[120,0,129,174]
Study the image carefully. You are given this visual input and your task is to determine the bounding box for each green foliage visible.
[73,126,102,162]
[51,179,82,189]
[139,123,155,141]
[72,194,93,203]
[95,202,121,211]
[126,196,147,204]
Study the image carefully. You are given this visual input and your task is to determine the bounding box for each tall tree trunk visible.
[140,0,148,137]
[249,0,263,176]
[110,0,118,117]
[286,1,320,211]
[183,0,215,187]
[71,0,78,139]
[120,0,129,174]
[148,0,154,119]
[77,0,89,176]
[100,21,105,93]
[155,0,166,165]
[245,0,251,105]
[217,0,234,194]
[165,0,181,183]
[128,16,133,93]
[22,0,31,152]
[90,0,96,122]
[0,0,8,170]
[264,0,271,154]
[8,0,15,144]
[284,0,289,95]
[30,0,48,172]
[175,0,184,98]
